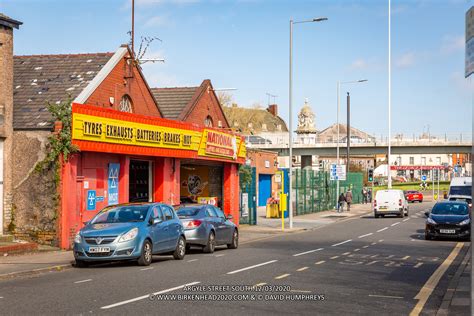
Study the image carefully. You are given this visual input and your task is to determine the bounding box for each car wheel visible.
[173,236,186,260]
[425,233,432,240]
[227,229,239,249]
[75,259,89,268]
[203,231,216,253]
[137,240,153,266]
[399,212,403,218]
[374,213,379,218]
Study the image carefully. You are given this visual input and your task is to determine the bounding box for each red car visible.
[405,190,423,203]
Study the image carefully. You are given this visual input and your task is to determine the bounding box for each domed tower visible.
[295,99,318,169]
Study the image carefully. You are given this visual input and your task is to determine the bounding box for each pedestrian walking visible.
[345,190,353,212]
[338,193,346,213]
[361,187,367,204]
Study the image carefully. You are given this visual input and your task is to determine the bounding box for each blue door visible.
[258,174,272,206]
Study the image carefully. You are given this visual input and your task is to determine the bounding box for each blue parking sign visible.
[421,175,427,181]
[86,190,96,211]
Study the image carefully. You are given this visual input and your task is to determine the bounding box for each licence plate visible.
[89,246,111,253]
[413,195,419,198]
[440,229,456,234]
[379,206,387,210]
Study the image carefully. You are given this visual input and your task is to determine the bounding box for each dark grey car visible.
[176,205,238,253]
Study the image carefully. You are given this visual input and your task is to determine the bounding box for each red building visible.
[11,45,245,249]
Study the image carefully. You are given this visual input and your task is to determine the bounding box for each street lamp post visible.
[288,17,327,229]
[387,0,392,189]
[335,79,367,209]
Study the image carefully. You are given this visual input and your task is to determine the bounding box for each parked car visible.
[73,203,186,267]
[448,176,472,202]
[404,190,423,203]
[176,204,238,253]
[424,201,470,241]
[374,189,409,218]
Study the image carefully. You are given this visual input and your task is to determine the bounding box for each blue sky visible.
[1,0,472,137]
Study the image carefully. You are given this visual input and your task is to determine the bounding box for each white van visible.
[374,189,408,218]
[448,177,472,199]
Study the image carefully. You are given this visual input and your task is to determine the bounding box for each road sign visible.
[86,190,96,211]
[421,175,427,181]
[108,163,120,205]
[330,164,346,181]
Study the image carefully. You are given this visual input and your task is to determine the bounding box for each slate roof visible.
[0,13,22,29]
[150,87,198,120]
[318,123,375,141]
[223,106,288,134]
[13,53,113,130]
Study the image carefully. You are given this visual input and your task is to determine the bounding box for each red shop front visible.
[58,103,245,249]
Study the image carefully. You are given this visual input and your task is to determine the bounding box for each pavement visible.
[0,201,469,315]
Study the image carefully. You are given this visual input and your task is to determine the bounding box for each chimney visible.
[267,104,278,116]
[0,13,22,234]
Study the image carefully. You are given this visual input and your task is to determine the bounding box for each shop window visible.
[119,95,133,113]
[409,157,414,165]
[204,116,213,127]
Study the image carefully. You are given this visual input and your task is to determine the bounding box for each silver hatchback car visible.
[176,205,238,253]
[74,203,186,267]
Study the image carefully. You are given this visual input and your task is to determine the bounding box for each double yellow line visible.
[409,242,464,316]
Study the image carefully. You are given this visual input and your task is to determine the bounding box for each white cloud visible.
[440,35,464,55]
[395,52,415,68]
[144,15,170,27]
[350,59,369,70]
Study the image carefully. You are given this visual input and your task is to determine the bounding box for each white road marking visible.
[402,256,410,260]
[332,239,352,247]
[342,252,351,255]
[293,248,324,257]
[330,256,340,260]
[403,218,410,222]
[315,260,325,265]
[254,282,267,287]
[297,267,309,272]
[391,222,401,226]
[411,216,417,218]
[101,281,200,309]
[353,249,360,252]
[187,259,198,262]
[363,245,369,248]
[74,279,92,284]
[0,296,4,299]
[227,260,278,275]
[369,294,403,299]
[377,227,388,232]
[275,273,290,279]
[371,242,377,245]
[140,267,154,271]
[214,254,225,257]
[366,261,378,265]
[414,262,423,268]
[358,233,373,238]
[379,239,384,242]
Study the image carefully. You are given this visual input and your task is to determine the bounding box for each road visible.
[0,202,469,315]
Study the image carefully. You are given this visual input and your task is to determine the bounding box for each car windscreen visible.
[431,203,469,216]
[449,186,472,197]
[177,207,202,218]
[91,206,149,224]
[448,197,472,204]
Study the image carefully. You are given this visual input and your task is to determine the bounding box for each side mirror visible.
[424,211,430,218]
[82,221,89,226]
[152,218,162,225]
[226,214,233,220]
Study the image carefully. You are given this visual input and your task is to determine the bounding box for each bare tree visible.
[217,91,233,107]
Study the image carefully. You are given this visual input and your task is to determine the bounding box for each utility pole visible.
[131,0,135,56]
[346,92,351,173]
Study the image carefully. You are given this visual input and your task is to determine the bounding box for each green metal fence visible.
[293,169,364,216]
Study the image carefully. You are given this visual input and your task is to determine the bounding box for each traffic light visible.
[368,168,374,182]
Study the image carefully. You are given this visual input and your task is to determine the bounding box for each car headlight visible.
[119,228,139,243]
[74,232,82,244]
[459,218,470,226]
[427,217,437,225]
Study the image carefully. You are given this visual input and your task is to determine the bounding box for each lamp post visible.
[288,17,327,229]
[335,79,367,208]
[387,0,392,188]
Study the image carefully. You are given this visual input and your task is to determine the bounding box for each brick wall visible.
[86,53,161,118]
[182,83,229,128]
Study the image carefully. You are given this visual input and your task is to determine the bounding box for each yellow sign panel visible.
[72,113,246,160]
[73,113,201,150]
